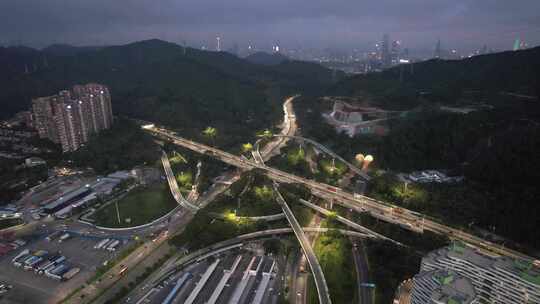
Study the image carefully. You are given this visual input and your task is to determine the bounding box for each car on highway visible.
[119,265,128,276]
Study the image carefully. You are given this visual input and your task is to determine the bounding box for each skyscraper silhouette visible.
[381,34,391,68]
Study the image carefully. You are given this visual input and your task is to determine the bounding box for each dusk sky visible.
[2,0,540,52]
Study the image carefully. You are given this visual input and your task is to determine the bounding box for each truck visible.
[46,272,63,281]
[46,231,62,242]
[118,265,128,276]
[45,264,69,280]
[106,240,120,251]
[42,263,59,274]
[58,233,70,243]
[14,255,34,268]
[36,261,56,274]
[34,259,52,272]
[12,255,30,267]
[24,257,43,270]
[52,256,66,265]
[11,249,30,263]
[360,283,376,288]
[62,267,80,280]
[393,207,405,215]
[94,238,110,250]
[9,239,26,249]
[51,264,69,275]
[23,256,39,266]
[12,239,26,247]
[36,256,63,274]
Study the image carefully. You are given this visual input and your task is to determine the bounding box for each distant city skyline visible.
[1,0,539,52]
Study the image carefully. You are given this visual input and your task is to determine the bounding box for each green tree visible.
[176,171,193,189]
[242,143,254,154]
[257,129,274,140]
[202,126,217,145]
[253,185,273,201]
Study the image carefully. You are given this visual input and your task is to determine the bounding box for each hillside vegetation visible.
[0,39,340,149]
[294,48,540,251]
[70,118,160,174]
[330,46,540,109]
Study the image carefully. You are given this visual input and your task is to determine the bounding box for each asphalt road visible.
[273,183,332,304]
[351,239,372,304]
[161,151,199,212]
[93,242,172,304]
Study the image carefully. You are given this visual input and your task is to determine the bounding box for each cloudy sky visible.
[2,0,540,52]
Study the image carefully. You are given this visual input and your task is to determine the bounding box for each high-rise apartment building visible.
[381,34,391,68]
[32,97,59,142]
[31,83,113,152]
[391,40,401,65]
[412,242,540,304]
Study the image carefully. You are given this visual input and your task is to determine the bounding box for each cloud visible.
[1,0,539,50]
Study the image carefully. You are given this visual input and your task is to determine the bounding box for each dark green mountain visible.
[42,44,104,56]
[0,39,340,148]
[330,46,540,109]
[294,47,540,251]
[245,52,288,65]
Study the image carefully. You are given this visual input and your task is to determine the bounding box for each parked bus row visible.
[11,249,80,281]
[45,231,71,243]
[93,238,123,252]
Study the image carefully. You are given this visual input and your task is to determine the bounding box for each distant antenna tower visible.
[216,36,221,52]
[183,40,187,55]
[435,39,442,58]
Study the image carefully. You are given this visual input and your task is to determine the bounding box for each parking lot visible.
[0,231,130,304]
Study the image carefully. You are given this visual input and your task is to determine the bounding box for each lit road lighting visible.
[362,155,373,171]
[355,153,365,166]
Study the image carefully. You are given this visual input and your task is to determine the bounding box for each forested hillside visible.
[293,47,540,250]
[330,46,540,108]
[0,39,340,148]
[245,52,288,65]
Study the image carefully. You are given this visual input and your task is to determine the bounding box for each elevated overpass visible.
[143,125,536,263]
[273,182,332,304]
[273,134,370,180]
[161,151,200,212]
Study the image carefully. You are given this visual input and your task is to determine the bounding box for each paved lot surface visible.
[0,232,128,304]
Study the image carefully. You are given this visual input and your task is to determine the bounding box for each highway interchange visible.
[27,94,534,304]
[273,182,332,304]
[144,124,537,264]
[136,94,539,304]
